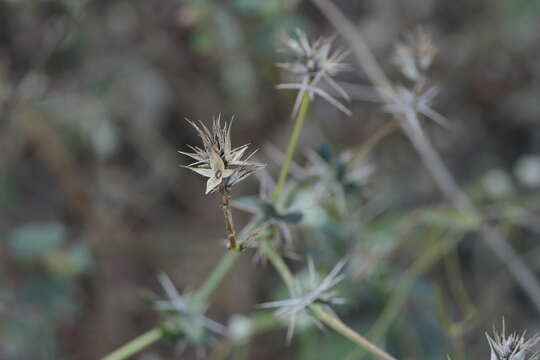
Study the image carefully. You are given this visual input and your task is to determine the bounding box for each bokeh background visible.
[1,0,540,359]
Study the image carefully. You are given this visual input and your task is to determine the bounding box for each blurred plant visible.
[154,273,225,353]
[311,0,540,316]
[3,223,93,359]
[293,142,373,213]
[276,29,351,117]
[259,257,347,342]
[233,170,303,259]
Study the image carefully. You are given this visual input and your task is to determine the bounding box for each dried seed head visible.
[277,29,351,116]
[259,257,347,342]
[486,320,540,360]
[277,29,349,78]
[154,273,225,343]
[180,115,265,194]
[393,27,437,81]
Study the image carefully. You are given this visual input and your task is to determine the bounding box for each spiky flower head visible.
[180,115,265,194]
[155,273,225,345]
[259,257,347,342]
[393,27,437,81]
[277,29,351,116]
[486,320,540,360]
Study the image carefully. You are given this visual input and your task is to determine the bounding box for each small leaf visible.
[7,223,66,261]
[280,211,303,224]
[318,141,334,163]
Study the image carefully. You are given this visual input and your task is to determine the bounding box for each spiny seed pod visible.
[180,115,265,195]
[486,320,540,360]
[277,29,351,116]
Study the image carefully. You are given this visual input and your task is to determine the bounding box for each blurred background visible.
[1,0,540,359]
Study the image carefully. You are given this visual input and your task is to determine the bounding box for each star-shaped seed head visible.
[180,116,265,194]
[277,29,351,117]
[486,320,540,360]
[392,27,437,81]
[277,29,349,78]
[259,257,347,342]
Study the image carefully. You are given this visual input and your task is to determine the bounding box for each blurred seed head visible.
[277,29,348,78]
[393,27,437,81]
[276,29,352,116]
[259,257,347,342]
[295,146,374,213]
[233,169,302,259]
[154,273,225,344]
[486,320,540,360]
[180,115,265,194]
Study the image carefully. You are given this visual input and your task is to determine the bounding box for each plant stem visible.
[260,237,296,292]
[310,304,398,360]
[101,328,163,360]
[347,118,401,166]
[272,92,311,203]
[191,251,241,310]
[220,187,240,251]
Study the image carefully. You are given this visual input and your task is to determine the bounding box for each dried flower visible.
[259,257,347,342]
[180,115,265,194]
[276,29,351,116]
[486,320,540,360]
[383,84,449,129]
[393,27,437,81]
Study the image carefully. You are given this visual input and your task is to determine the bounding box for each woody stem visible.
[220,186,239,251]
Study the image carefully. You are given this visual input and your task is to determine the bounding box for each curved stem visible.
[310,304,398,360]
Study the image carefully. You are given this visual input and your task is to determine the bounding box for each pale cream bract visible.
[180,116,265,194]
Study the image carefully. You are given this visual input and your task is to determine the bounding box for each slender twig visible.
[310,304,398,360]
[191,251,242,310]
[101,328,163,360]
[260,237,296,292]
[272,92,312,203]
[311,0,540,314]
[347,118,401,166]
[220,187,240,251]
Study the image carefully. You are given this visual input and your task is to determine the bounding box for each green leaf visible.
[418,208,480,230]
[280,211,303,224]
[318,141,334,163]
[7,223,66,261]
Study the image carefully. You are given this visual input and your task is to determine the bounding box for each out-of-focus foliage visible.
[1,0,540,359]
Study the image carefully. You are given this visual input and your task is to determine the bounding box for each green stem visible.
[310,304,398,360]
[101,328,163,360]
[191,251,241,310]
[260,238,296,292]
[272,93,311,203]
